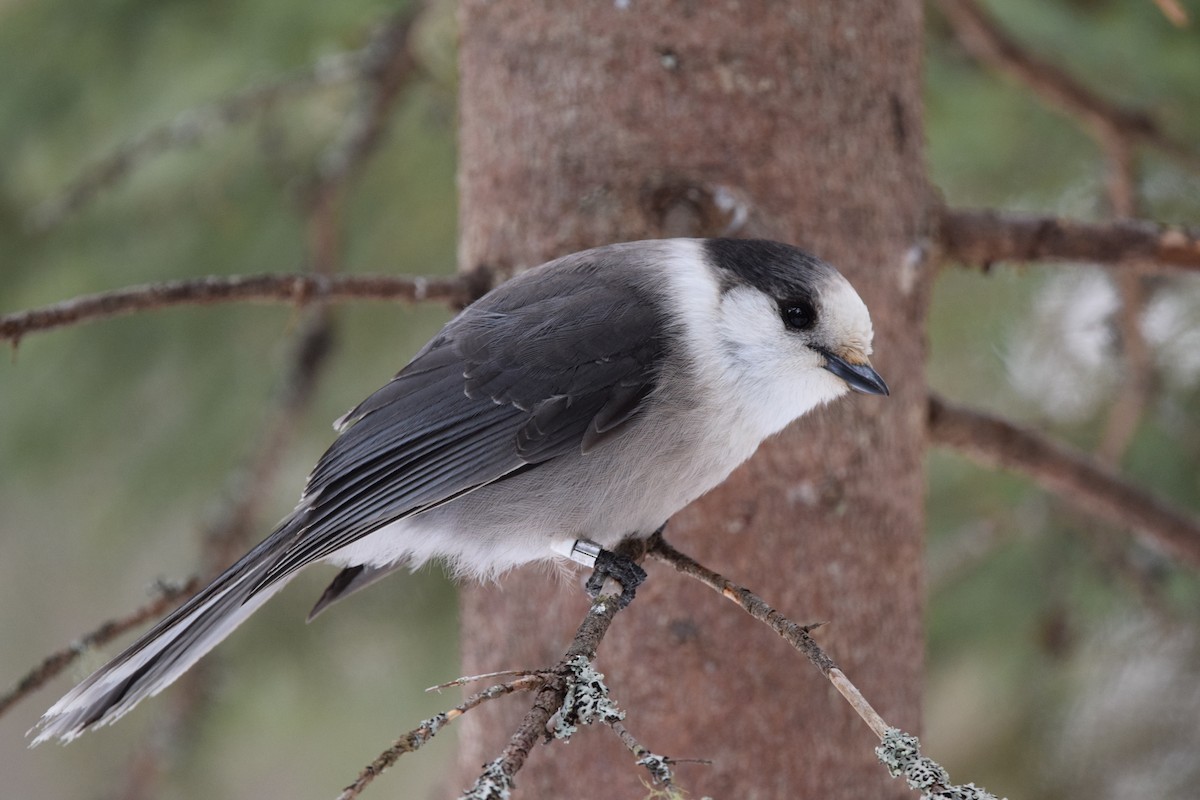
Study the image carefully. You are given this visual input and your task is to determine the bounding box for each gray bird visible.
[31,237,887,744]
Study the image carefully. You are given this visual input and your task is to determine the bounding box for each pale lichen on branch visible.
[550,654,625,740]
[876,728,1004,800]
[459,758,514,800]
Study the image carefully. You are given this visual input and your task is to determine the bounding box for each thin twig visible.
[337,675,547,800]
[103,13,412,779]
[114,727,175,800]
[355,543,652,798]
[605,719,699,790]
[9,12,427,783]
[928,394,1200,570]
[1099,128,1141,220]
[936,0,1198,167]
[110,36,391,769]
[1078,125,1176,608]
[10,11,426,799]
[347,591,627,800]
[937,207,1200,271]
[349,535,998,799]
[0,272,469,343]
[1097,269,1153,464]
[941,0,1175,470]
[427,670,552,693]
[646,537,867,723]
[607,719,655,763]
[27,6,426,233]
[114,657,217,800]
[648,535,1000,799]
[0,578,199,720]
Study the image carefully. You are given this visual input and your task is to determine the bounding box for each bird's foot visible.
[585,548,648,609]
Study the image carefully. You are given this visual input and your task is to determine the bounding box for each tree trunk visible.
[455,3,929,797]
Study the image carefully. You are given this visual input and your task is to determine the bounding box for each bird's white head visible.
[685,238,887,437]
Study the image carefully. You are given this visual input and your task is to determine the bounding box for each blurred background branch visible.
[0,273,467,342]
[938,209,1200,270]
[89,10,427,790]
[0,578,199,721]
[26,7,426,235]
[935,0,1199,167]
[113,307,339,800]
[928,394,1200,570]
[27,53,366,234]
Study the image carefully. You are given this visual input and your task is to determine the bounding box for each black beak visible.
[820,350,889,396]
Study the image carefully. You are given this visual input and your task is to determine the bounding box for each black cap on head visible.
[702,238,837,303]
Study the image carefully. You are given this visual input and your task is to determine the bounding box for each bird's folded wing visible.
[257,263,667,587]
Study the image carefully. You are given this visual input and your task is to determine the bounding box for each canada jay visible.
[32,237,887,744]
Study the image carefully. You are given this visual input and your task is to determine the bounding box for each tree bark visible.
[455,3,929,798]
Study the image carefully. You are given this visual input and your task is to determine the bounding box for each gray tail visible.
[30,531,297,745]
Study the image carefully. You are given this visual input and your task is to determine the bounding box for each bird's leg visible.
[566,526,664,609]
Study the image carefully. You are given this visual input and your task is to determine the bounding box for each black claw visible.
[585,549,648,609]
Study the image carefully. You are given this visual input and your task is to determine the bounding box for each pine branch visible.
[341,532,1006,799]
[343,589,638,800]
[647,536,879,732]
[303,10,424,276]
[313,11,422,194]
[1,306,335,754]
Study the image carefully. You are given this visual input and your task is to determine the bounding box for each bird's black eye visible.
[781,300,817,331]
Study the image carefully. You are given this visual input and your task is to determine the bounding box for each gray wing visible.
[256,262,668,588]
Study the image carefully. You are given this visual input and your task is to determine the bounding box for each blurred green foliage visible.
[2,1,461,797]
[1,1,1198,798]
[925,3,1200,796]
